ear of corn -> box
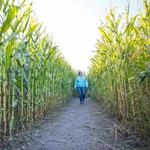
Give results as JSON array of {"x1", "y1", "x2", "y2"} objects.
[
  {"x1": 0, "y1": 0, "x2": 75, "y2": 137},
  {"x1": 88, "y1": 0, "x2": 150, "y2": 137}
]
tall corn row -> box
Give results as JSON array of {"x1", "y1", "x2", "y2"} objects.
[
  {"x1": 88, "y1": 0, "x2": 150, "y2": 137},
  {"x1": 0, "y1": 0, "x2": 75, "y2": 138}
]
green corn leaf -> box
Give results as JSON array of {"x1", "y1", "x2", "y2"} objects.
[
  {"x1": 20, "y1": 5, "x2": 32, "y2": 32},
  {"x1": 3, "y1": 0, "x2": 9, "y2": 12},
  {"x1": 3, "y1": 32, "x2": 17, "y2": 44},
  {"x1": 0, "y1": 0, "x2": 4, "y2": 10},
  {"x1": 99, "y1": 27, "x2": 111, "y2": 42},
  {"x1": 22, "y1": 14, "x2": 30, "y2": 32},
  {"x1": 29, "y1": 20, "x2": 39, "y2": 34},
  {"x1": 1, "y1": 5, "x2": 19, "y2": 34},
  {"x1": 12, "y1": 7, "x2": 31, "y2": 32},
  {"x1": 124, "y1": 16, "x2": 137, "y2": 34},
  {"x1": 5, "y1": 37, "x2": 16, "y2": 70}
]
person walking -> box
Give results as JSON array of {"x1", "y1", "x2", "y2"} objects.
[{"x1": 74, "y1": 71, "x2": 88, "y2": 104}]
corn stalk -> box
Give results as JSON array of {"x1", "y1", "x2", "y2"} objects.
[
  {"x1": 0, "y1": 0, "x2": 75, "y2": 138},
  {"x1": 88, "y1": 0, "x2": 150, "y2": 138}
]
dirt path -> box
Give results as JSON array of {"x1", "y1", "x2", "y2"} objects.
[{"x1": 9, "y1": 98, "x2": 147, "y2": 150}]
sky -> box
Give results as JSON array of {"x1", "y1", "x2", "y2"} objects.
[{"x1": 30, "y1": 0, "x2": 143, "y2": 72}]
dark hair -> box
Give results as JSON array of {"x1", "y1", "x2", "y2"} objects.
[{"x1": 78, "y1": 71, "x2": 83, "y2": 76}]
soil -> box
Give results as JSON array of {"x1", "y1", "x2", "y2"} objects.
[{"x1": 2, "y1": 98, "x2": 149, "y2": 150}]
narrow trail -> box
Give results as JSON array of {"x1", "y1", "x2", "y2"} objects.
[{"x1": 10, "y1": 98, "x2": 146, "y2": 150}]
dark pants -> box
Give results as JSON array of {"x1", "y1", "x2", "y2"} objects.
[{"x1": 77, "y1": 87, "x2": 85, "y2": 103}]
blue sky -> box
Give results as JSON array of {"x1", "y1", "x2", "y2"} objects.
[{"x1": 32, "y1": 0, "x2": 143, "y2": 72}]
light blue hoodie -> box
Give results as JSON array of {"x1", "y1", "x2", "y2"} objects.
[{"x1": 74, "y1": 76, "x2": 88, "y2": 89}]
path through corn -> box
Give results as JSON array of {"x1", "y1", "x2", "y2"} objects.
[{"x1": 10, "y1": 98, "x2": 145, "y2": 150}]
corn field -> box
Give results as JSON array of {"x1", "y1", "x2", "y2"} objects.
[
  {"x1": 88, "y1": 0, "x2": 150, "y2": 137},
  {"x1": 0, "y1": 0, "x2": 75, "y2": 138}
]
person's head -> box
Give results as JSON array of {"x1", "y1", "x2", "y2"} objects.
[{"x1": 78, "y1": 71, "x2": 83, "y2": 76}]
